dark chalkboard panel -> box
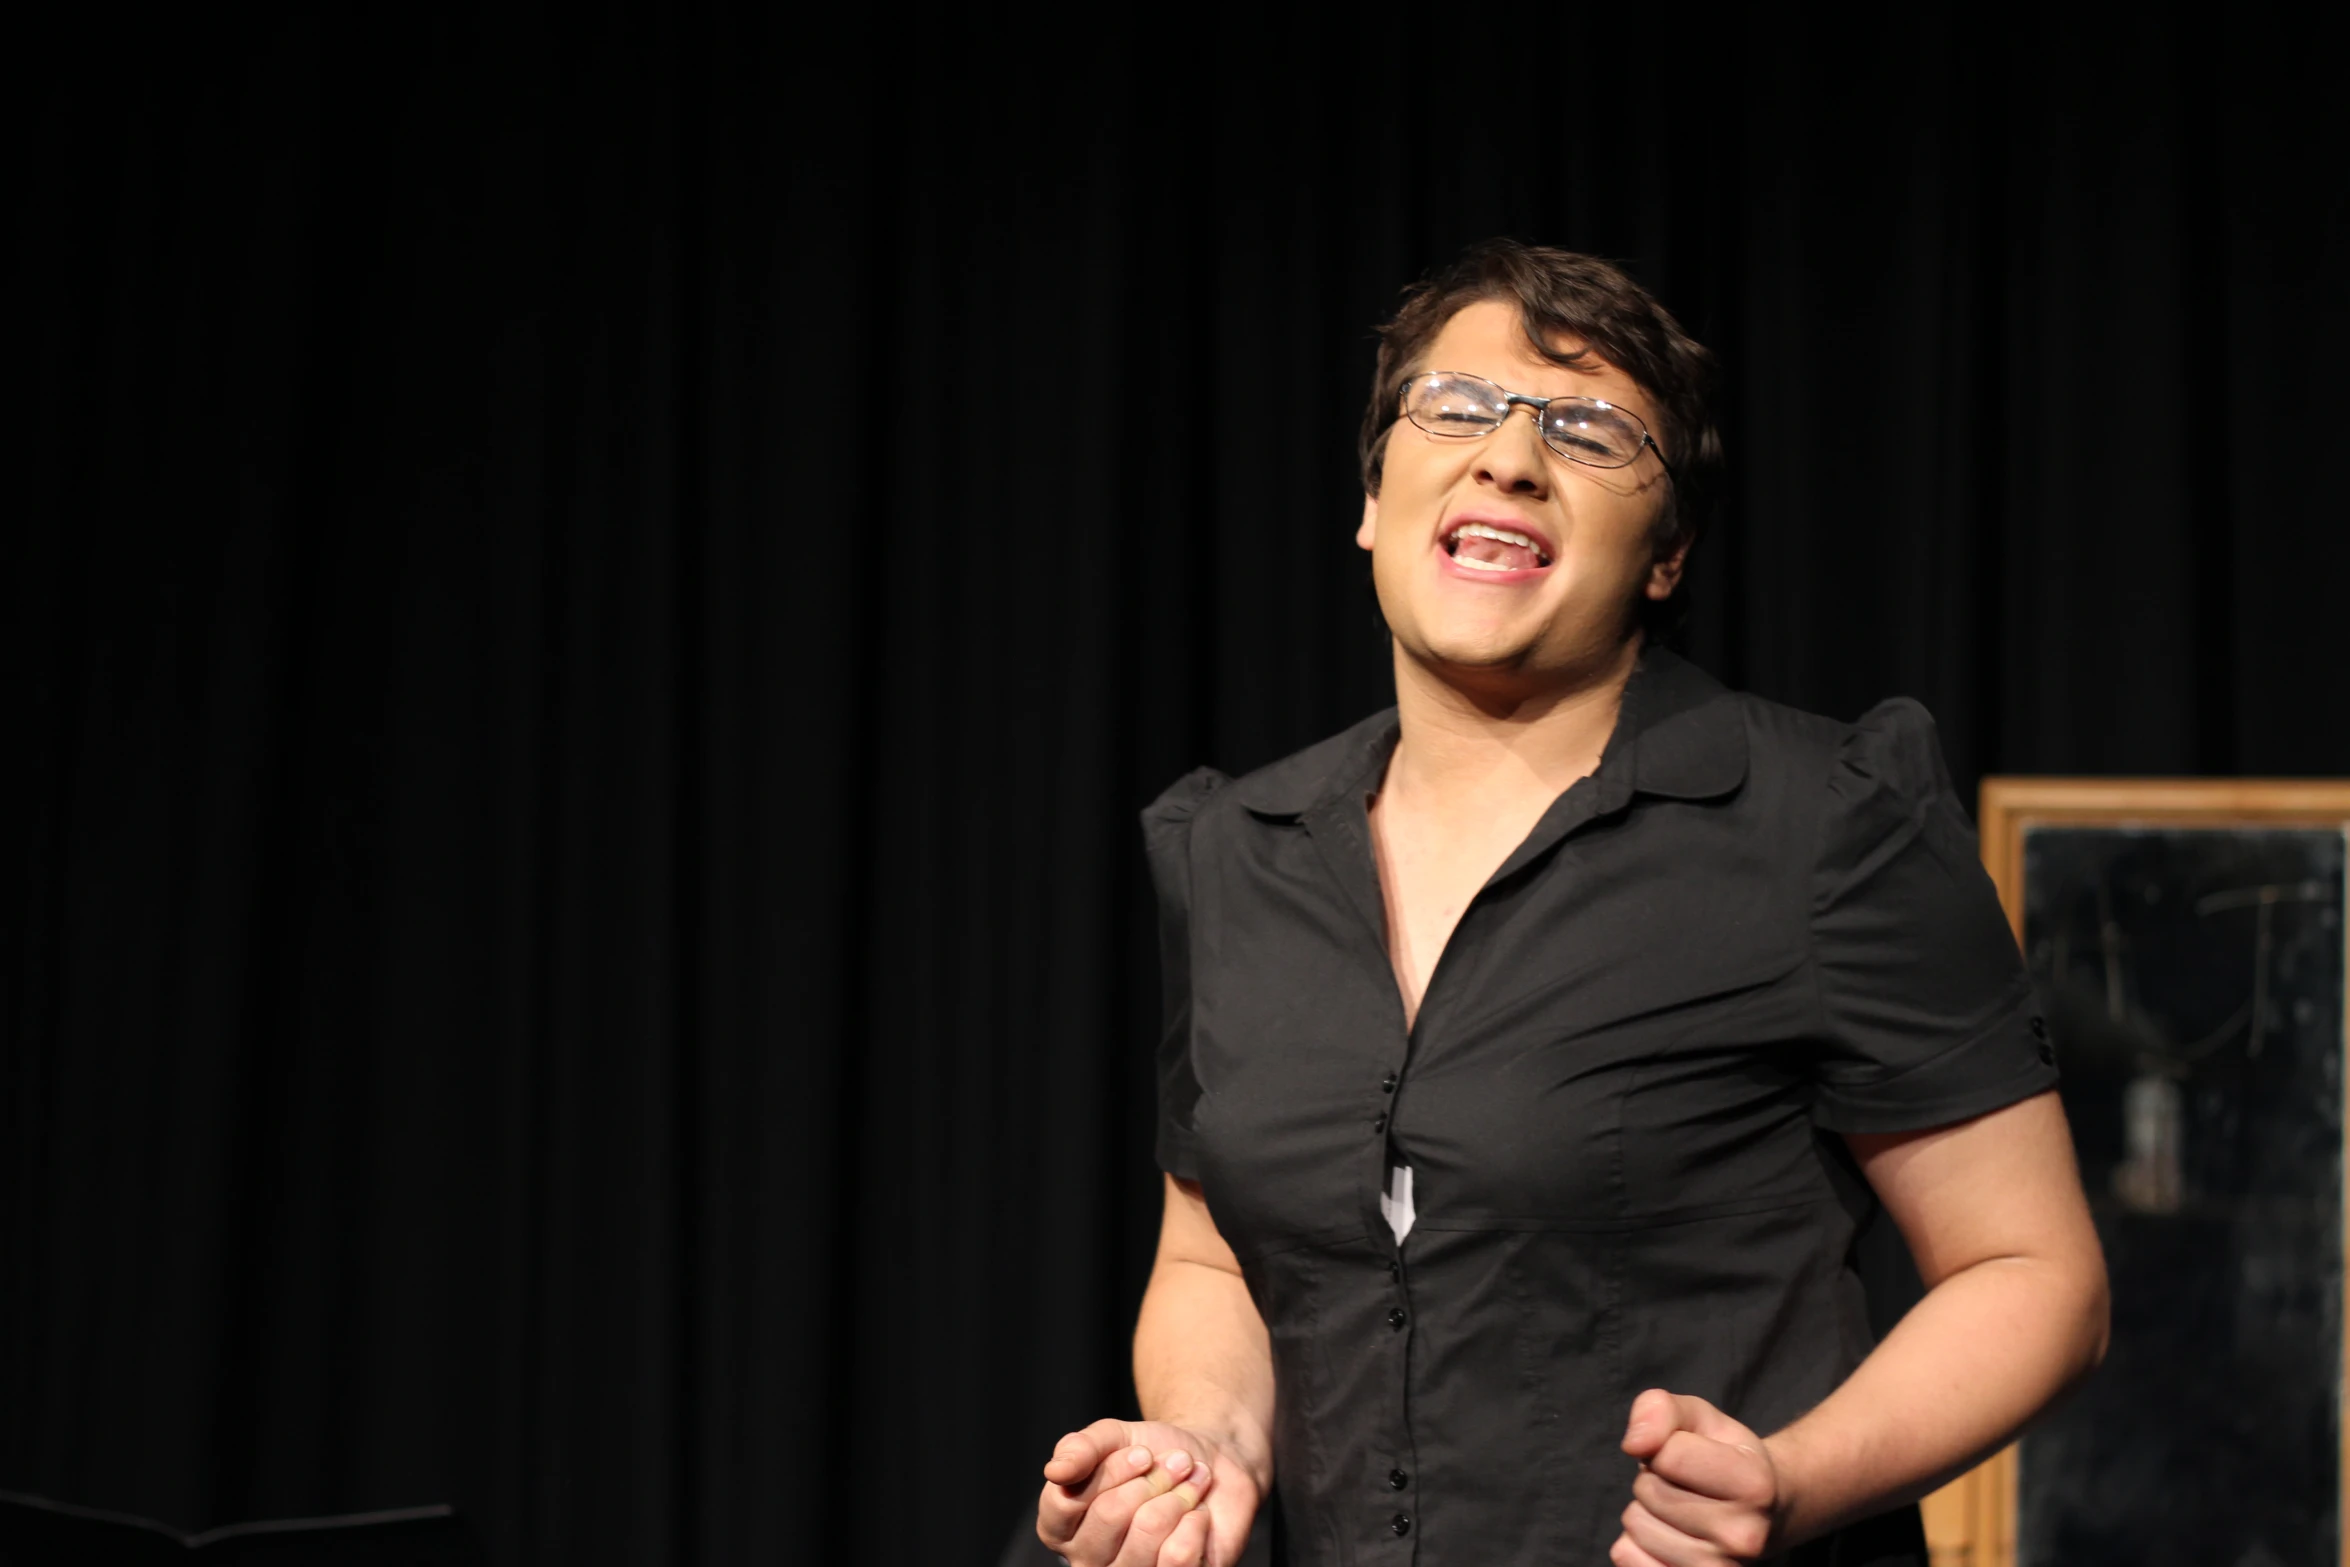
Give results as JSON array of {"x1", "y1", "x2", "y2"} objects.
[{"x1": 2016, "y1": 825, "x2": 2347, "y2": 1567}]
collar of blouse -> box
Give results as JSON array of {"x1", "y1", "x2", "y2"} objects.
[{"x1": 1230, "y1": 645, "x2": 1751, "y2": 829}]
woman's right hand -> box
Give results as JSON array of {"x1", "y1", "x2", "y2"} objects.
[{"x1": 1036, "y1": 1417, "x2": 1262, "y2": 1567}]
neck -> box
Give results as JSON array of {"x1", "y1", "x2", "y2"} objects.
[{"x1": 1383, "y1": 636, "x2": 1644, "y2": 809}]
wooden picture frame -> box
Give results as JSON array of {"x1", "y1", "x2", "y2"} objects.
[{"x1": 1919, "y1": 777, "x2": 2350, "y2": 1567}]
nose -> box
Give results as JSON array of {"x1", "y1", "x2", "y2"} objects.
[{"x1": 1473, "y1": 403, "x2": 1551, "y2": 497}]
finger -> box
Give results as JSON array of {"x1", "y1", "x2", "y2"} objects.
[
  {"x1": 1040, "y1": 1472, "x2": 1108, "y2": 1549},
  {"x1": 1632, "y1": 1469, "x2": 1771, "y2": 1558},
  {"x1": 1068, "y1": 1469, "x2": 1185, "y2": 1566},
  {"x1": 1609, "y1": 1528, "x2": 1676, "y2": 1567},
  {"x1": 1169, "y1": 1461, "x2": 1215, "y2": 1511},
  {"x1": 1136, "y1": 1448, "x2": 1200, "y2": 1500},
  {"x1": 1112, "y1": 1486, "x2": 1202, "y2": 1567},
  {"x1": 1647, "y1": 1429, "x2": 1772, "y2": 1507},
  {"x1": 1619, "y1": 1498, "x2": 1723, "y2": 1567},
  {"x1": 1046, "y1": 1420, "x2": 1142, "y2": 1484},
  {"x1": 1202, "y1": 1489, "x2": 1260, "y2": 1567},
  {"x1": 1646, "y1": 1390, "x2": 1755, "y2": 1447},
  {"x1": 1622, "y1": 1388, "x2": 1680, "y2": 1454},
  {"x1": 1623, "y1": 1388, "x2": 1761, "y2": 1462},
  {"x1": 1039, "y1": 1480, "x2": 1086, "y2": 1550},
  {"x1": 1156, "y1": 1505, "x2": 1211, "y2": 1567},
  {"x1": 1041, "y1": 1446, "x2": 1158, "y2": 1542}
]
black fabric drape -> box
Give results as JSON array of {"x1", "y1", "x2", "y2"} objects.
[{"x1": 12, "y1": 9, "x2": 2347, "y2": 1565}]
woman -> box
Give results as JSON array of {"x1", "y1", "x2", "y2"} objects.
[{"x1": 1037, "y1": 241, "x2": 2108, "y2": 1567}]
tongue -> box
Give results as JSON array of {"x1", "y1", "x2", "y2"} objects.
[{"x1": 1456, "y1": 535, "x2": 1541, "y2": 571}]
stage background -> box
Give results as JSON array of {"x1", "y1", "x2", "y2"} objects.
[{"x1": 12, "y1": 8, "x2": 2348, "y2": 1563}]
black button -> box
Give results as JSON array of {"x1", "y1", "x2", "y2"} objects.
[
  {"x1": 2030, "y1": 1015, "x2": 2048, "y2": 1039},
  {"x1": 1387, "y1": 1308, "x2": 1408, "y2": 1330},
  {"x1": 1371, "y1": 1114, "x2": 1387, "y2": 1134},
  {"x1": 1390, "y1": 1513, "x2": 1412, "y2": 1536},
  {"x1": 2037, "y1": 1039, "x2": 2056, "y2": 1065},
  {"x1": 1387, "y1": 1259, "x2": 1400, "y2": 1279},
  {"x1": 1388, "y1": 1468, "x2": 1409, "y2": 1491},
  {"x1": 1381, "y1": 1072, "x2": 1398, "y2": 1093}
]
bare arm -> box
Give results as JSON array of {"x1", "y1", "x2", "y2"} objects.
[
  {"x1": 1615, "y1": 1091, "x2": 2110, "y2": 1565},
  {"x1": 1134, "y1": 1174, "x2": 1278, "y2": 1492},
  {"x1": 1767, "y1": 1090, "x2": 2109, "y2": 1536}
]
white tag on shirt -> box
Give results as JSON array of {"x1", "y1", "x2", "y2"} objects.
[{"x1": 1379, "y1": 1163, "x2": 1416, "y2": 1246}]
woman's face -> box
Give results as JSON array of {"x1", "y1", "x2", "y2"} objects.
[{"x1": 1357, "y1": 298, "x2": 1683, "y2": 692}]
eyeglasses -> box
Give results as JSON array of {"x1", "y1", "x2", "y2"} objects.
[{"x1": 1397, "y1": 370, "x2": 1676, "y2": 484}]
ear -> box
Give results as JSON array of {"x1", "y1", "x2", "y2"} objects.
[
  {"x1": 1356, "y1": 493, "x2": 1379, "y2": 552},
  {"x1": 1645, "y1": 536, "x2": 1690, "y2": 600}
]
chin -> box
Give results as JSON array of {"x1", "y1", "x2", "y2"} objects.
[
  {"x1": 1411, "y1": 628, "x2": 1551, "y2": 676},
  {"x1": 1406, "y1": 615, "x2": 1632, "y2": 687}
]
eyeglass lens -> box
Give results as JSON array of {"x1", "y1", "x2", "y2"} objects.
[{"x1": 1403, "y1": 373, "x2": 1649, "y2": 469}]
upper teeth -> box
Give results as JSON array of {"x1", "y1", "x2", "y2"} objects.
[{"x1": 1454, "y1": 523, "x2": 1544, "y2": 555}]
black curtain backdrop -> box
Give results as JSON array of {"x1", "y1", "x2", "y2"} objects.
[{"x1": 13, "y1": 9, "x2": 2349, "y2": 1565}]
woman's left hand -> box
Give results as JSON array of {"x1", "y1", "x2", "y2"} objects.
[{"x1": 1611, "y1": 1388, "x2": 1783, "y2": 1566}]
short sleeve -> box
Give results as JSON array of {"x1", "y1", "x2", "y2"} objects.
[
  {"x1": 1807, "y1": 699, "x2": 2057, "y2": 1133},
  {"x1": 1142, "y1": 767, "x2": 1228, "y2": 1179}
]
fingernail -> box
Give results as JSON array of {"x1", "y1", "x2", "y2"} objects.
[
  {"x1": 1193, "y1": 1463, "x2": 1213, "y2": 1490},
  {"x1": 1163, "y1": 1450, "x2": 1193, "y2": 1477},
  {"x1": 1127, "y1": 1445, "x2": 1153, "y2": 1469}
]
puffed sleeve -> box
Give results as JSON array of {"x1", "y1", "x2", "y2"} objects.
[
  {"x1": 1807, "y1": 699, "x2": 2057, "y2": 1132},
  {"x1": 1142, "y1": 767, "x2": 1228, "y2": 1179}
]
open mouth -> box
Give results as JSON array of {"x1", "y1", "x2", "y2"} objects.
[{"x1": 1443, "y1": 520, "x2": 1553, "y2": 573}]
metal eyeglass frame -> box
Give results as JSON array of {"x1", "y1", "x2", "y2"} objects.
[{"x1": 1398, "y1": 370, "x2": 1679, "y2": 488}]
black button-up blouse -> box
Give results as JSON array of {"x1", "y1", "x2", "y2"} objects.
[{"x1": 1144, "y1": 649, "x2": 2056, "y2": 1567}]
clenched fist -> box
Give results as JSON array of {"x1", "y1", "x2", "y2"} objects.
[{"x1": 1611, "y1": 1389, "x2": 1784, "y2": 1567}]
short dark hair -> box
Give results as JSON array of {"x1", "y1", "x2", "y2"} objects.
[{"x1": 1358, "y1": 240, "x2": 1723, "y2": 637}]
